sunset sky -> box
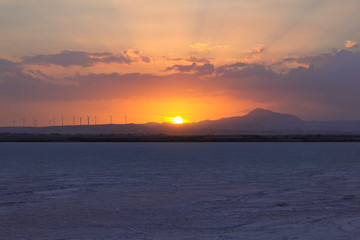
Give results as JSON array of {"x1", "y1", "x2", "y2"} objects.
[{"x1": 1, "y1": 0, "x2": 360, "y2": 126}]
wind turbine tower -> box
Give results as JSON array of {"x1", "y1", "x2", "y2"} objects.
[
  {"x1": 87, "y1": 116, "x2": 90, "y2": 125},
  {"x1": 61, "y1": 116, "x2": 64, "y2": 126},
  {"x1": 80, "y1": 117, "x2": 82, "y2": 126}
]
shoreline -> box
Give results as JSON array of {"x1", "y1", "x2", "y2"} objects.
[{"x1": 1, "y1": 134, "x2": 360, "y2": 142}]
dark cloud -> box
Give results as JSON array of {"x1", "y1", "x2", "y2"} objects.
[
  {"x1": 141, "y1": 56, "x2": 151, "y2": 63},
  {"x1": 216, "y1": 62, "x2": 248, "y2": 75},
  {"x1": 282, "y1": 52, "x2": 335, "y2": 68},
  {"x1": 0, "y1": 58, "x2": 30, "y2": 85},
  {"x1": 0, "y1": 58, "x2": 21, "y2": 76},
  {"x1": 165, "y1": 63, "x2": 214, "y2": 75},
  {"x1": 2, "y1": 49, "x2": 360, "y2": 119},
  {"x1": 285, "y1": 50, "x2": 360, "y2": 106},
  {"x1": 163, "y1": 57, "x2": 183, "y2": 61},
  {"x1": 216, "y1": 50, "x2": 360, "y2": 110},
  {"x1": 0, "y1": 69, "x2": 206, "y2": 102},
  {"x1": 165, "y1": 63, "x2": 196, "y2": 72},
  {"x1": 22, "y1": 50, "x2": 150, "y2": 67},
  {"x1": 163, "y1": 56, "x2": 211, "y2": 63},
  {"x1": 197, "y1": 63, "x2": 215, "y2": 75},
  {"x1": 185, "y1": 56, "x2": 211, "y2": 63}
]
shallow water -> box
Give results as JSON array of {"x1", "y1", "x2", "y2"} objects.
[{"x1": 1, "y1": 142, "x2": 360, "y2": 239}]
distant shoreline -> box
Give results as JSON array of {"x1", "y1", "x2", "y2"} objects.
[{"x1": 1, "y1": 134, "x2": 360, "y2": 142}]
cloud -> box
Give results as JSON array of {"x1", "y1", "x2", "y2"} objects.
[
  {"x1": 163, "y1": 56, "x2": 211, "y2": 64},
  {"x1": 197, "y1": 64, "x2": 215, "y2": 75},
  {"x1": 165, "y1": 63, "x2": 196, "y2": 72},
  {"x1": 165, "y1": 63, "x2": 214, "y2": 75},
  {"x1": 0, "y1": 58, "x2": 21, "y2": 76},
  {"x1": 345, "y1": 40, "x2": 358, "y2": 48},
  {"x1": 189, "y1": 42, "x2": 213, "y2": 52},
  {"x1": 233, "y1": 45, "x2": 266, "y2": 63},
  {"x1": 141, "y1": 56, "x2": 151, "y2": 63},
  {"x1": 216, "y1": 62, "x2": 248, "y2": 75},
  {"x1": 245, "y1": 45, "x2": 265, "y2": 55},
  {"x1": 215, "y1": 50, "x2": 360, "y2": 110},
  {"x1": 185, "y1": 56, "x2": 211, "y2": 63},
  {"x1": 22, "y1": 50, "x2": 151, "y2": 67},
  {"x1": 281, "y1": 52, "x2": 335, "y2": 69},
  {"x1": 2, "y1": 49, "x2": 360, "y2": 119}
]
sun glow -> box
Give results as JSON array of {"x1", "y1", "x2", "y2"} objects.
[{"x1": 173, "y1": 116, "x2": 183, "y2": 124}]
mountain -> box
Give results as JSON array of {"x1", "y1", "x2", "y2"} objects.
[
  {"x1": 198, "y1": 108, "x2": 304, "y2": 133},
  {"x1": 197, "y1": 109, "x2": 360, "y2": 134},
  {"x1": 1, "y1": 109, "x2": 360, "y2": 135}
]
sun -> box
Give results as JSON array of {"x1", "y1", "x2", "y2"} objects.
[{"x1": 173, "y1": 116, "x2": 184, "y2": 124}]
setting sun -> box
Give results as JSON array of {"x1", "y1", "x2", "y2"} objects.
[{"x1": 173, "y1": 116, "x2": 184, "y2": 124}]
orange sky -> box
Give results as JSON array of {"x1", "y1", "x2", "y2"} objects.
[{"x1": 1, "y1": 0, "x2": 360, "y2": 126}]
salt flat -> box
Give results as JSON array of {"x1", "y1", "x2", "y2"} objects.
[{"x1": 1, "y1": 142, "x2": 360, "y2": 239}]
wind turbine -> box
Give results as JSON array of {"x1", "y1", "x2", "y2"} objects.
[
  {"x1": 87, "y1": 116, "x2": 90, "y2": 125},
  {"x1": 94, "y1": 116, "x2": 97, "y2": 125},
  {"x1": 22, "y1": 117, "x2": 26, "y2": 127},
  {"x1": 79, "y1": 117, "x2": 82, "y2": 126},
  {"x1": 33, "y1": 119, "x2": 37, "y2": 127},
  {"x1": 12, "y1": 120, "x2": 16, "y2": 127},
  {"x1": 61, "y1": 116, "x2": 64, "y2": 126}
]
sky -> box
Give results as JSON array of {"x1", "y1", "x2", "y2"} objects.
[{"x1": 1, "y1": 0, "x2": 360, "y2": 126}]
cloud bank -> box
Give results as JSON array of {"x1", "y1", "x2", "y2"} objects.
[
  {"x1": 1, "y1": 49, "x2": 360, "y2": 119},
  {"x1": 165, "y1": 63, "x2": 215, "y2": 75},
  {"x1": 22, "y1": 50, "x2": 150, "y2": 67}
]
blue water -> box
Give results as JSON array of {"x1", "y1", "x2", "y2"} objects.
[{"x1": 1, "y1": 143, "x2": 360, "y2": 239}]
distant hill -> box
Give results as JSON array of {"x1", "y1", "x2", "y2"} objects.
[
  {"x1": 198, "y1": 108, "x2": 304, "y2": 132},
  {"x1": 1, "y1": 109, "x2": 360, "y2": 135}
]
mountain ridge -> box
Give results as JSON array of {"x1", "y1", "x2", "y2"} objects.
[{"x1": 1, "y1": 109, "x2": 360, "y2": 135}]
